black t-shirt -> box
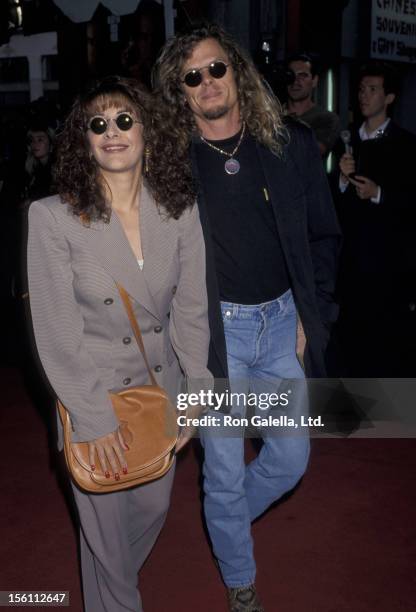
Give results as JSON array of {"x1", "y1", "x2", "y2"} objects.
[{"x1": 194, "y1": 129, "x2": 290, "y2": 304}]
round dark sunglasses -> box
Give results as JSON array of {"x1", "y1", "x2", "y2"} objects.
[
  {"x1": 87, "y1": 112, "x2": 139, "y2": 135},
  {"x1": 182, "y1": 61, "x2": 230, "y2": 88}
]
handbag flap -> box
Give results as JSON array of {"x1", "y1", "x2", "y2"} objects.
[{"x1": 57, "y1": 384, "x2": 178, "y2": 492}]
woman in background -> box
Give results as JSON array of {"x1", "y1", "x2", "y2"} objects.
[{"x1": 24, "y1": 124, "x2": 55, "y2": 202}]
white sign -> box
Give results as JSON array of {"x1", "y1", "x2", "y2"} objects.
[{"x1": 371, "y1": 0, "x2": 416, "y2": 63}]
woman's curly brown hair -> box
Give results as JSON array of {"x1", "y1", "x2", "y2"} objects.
[
  {"x1": 53, "y1": 76, "x2": 195, "y2": 221},
  {"x1": 152, "y1": 23, "x2": 289, "y2": 157}
]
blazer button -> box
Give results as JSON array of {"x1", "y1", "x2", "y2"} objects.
[
  {"x1": 154, "y1": 365, "x2": 162, "y2": 373},
  {"x1": 123, "y1": 377, "x2": 131, "y2": 386},
  {"x1": 123, "y1": 336, "x2": 132, "y2": 344},
  {"x1": 104, "y1": 298, "x2": 113, "y2": 305},
  {"x1": 172, "y1": 286, "x2": 177, "y2": 295},
  {"x1": 154, "y1": 325, "x2": 162, "y2": 333}
]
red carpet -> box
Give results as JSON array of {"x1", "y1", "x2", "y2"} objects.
[{"x1": 1, "y1": 367, "x2": 416, "y2": 612}]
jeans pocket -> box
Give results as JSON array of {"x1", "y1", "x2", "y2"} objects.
[{"x1": 280, "y1": 291, "x2": 297, "y2": 318}]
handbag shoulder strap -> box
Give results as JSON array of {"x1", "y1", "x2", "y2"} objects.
[{"x1": 116, "y1": 283, "x2": 158, "y2": 386}]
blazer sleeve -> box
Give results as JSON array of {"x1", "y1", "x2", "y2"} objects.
[
  {"x1": 168, "y1": 203, "x2": 213, "y2": 394},
  {"x1": 27, "y1": 201, "x2": 119, "y2": 442},
  {"x1": 294, "y1": 127, "x2": 342, "y2": 326}
]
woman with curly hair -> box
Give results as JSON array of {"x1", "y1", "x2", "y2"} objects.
[{"x1": 27, "y1": 76, "x2": 211, "y2": 612}]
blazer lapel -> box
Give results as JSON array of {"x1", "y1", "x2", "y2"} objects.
[
  {"x1": 138, "y1": 183, "x2": 175, "y2": 311},
  {"x1": 83, "y1": 188, "x2": 160, "y2": 318}
]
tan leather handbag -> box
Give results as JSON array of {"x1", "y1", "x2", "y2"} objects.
[{"x1": 57, "y1": 283, "x2": 178, "y2": 493}]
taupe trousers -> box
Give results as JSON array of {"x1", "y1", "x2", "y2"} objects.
[{"x1": 71, "y1": 464, "x2": 175, "y2": 612}]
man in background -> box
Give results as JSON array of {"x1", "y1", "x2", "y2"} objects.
[
  {"x1": 286, "y1": 53, "x2": 340, "y2": 158},
  {"x1": 337, "y1": 61, "x2": 416, "y2": 376}
]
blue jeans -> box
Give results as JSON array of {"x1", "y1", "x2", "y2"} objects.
[{"x1": 200, "y1": 289, "x2": 310, "y2": 587}]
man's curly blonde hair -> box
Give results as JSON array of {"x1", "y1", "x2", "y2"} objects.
[{"x1": 153, "y1": 22, "x2": 288, "y2": 157}]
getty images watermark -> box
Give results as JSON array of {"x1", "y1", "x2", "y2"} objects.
[{"x1": 175, "y1": 389, "x2": 323, "y2": 429}]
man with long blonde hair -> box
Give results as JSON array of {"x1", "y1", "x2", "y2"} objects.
[{"x1": 154, "y1": 23, "x2": 341, "y2": 612}]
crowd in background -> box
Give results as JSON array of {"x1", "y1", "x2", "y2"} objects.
[{"x1": 1, "y1": 39, "x2": 416, "y2": 379}]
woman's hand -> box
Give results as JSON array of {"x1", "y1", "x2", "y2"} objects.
[
  {"x1": 88, "y1": 428, "x2": 129, "y2": 480},
  {"x1": 296, "y1": 317, "x2": 306, "y2": 370},
  {"x1": 175, "y1": 405, "x2": 202, "y2": 453}
]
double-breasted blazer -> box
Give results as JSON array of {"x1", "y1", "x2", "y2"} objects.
[{"x1": 27, "y1": 185, "x2": 212, "y2": 448}]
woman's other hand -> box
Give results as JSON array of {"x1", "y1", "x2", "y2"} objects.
[
  {"x1": 88, "y1": 428, "x2": 129, "y2": 480},
  {"x1": 296, "y1": 317, "x2": 306, "y2": 370},
  {"x1": 175, "y1": 405, "x2": 203, "y2": 453}
]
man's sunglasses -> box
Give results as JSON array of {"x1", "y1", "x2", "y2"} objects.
[
  {"x1": 87, "y1": 112, "x2": 140, "y2": 135},
  {"x1": 181, "y1": 61, "x2": 231, "y2": 88}
]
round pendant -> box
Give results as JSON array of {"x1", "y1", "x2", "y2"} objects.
[{"x1": 224, "y1": 158, "x2": 240, "y2": 175}]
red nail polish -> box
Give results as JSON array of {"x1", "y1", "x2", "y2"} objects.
[
  {"x1": 125, "y1": 444, "x2": 130, "y2": 451},
  {"x1": 115, "y1": 473, "x2": 120, "y2": 481},
  {"x1": 105, "y1": 471, "x2": 110, "y2": 479},
  {"x1": 91, "y1": 465, "x2": 96, "y2": 471},
  {"x1": 122, "y1": 467, "x2": 128, "y2": 475}
]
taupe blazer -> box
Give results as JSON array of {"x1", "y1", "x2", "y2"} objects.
[{"x1": 27, "y1": 186, "x2": 212, "y2": 447}]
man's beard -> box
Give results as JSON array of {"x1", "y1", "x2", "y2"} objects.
[{"x1": 202, "y1": 104, "x2": 229, "y2": 120}]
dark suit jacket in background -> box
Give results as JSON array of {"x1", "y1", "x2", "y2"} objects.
[
  {"x1": 336, "y1": 121, "x2": 416, "y2": 314},
  {"x1": 191, "y1": 121, "x2": 342, "y2": 379},
  {"x1": 335, "y1": 121, "x2": 416, "y2": 376}
]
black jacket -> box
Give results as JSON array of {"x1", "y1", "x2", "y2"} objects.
[
  {"x1": 191, "y1": 121, "x2": 342, "y2": 378},
  {"x1": 336, "y1": 120, "x2": 416, "y2": 314}
]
